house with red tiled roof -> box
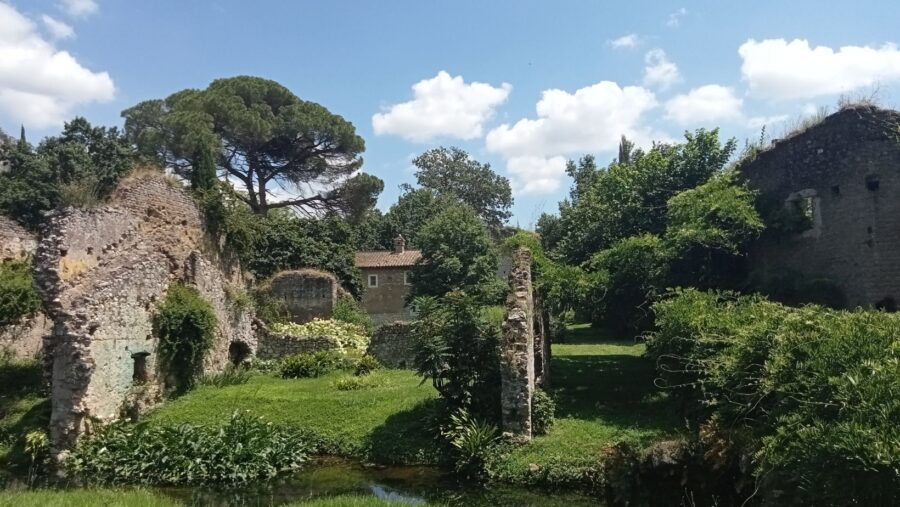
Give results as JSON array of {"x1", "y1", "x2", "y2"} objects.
[{"x1": 355, "y1": 235, "x2": 421, "y2": 324}]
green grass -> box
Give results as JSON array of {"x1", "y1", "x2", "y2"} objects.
[
  {"x1": 491, "y1": 324, "x2": 683, "y2": 486},
  {"x1": 0, "y1": 490, "x2": 430, "y2": 507},
  {"x1": 0, "y1": 359, "x2": 49, "y2": 469},
  {"x1": 147, "y1": 369, "x2": 440, "y2": 463}
]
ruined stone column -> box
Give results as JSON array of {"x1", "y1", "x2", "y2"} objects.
[{"x1": 500, "y1": 247, "x2": 535, "y2": 441}]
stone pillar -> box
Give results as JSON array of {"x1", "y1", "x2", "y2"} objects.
[
  {"x1": 533, "y1": 293, "x2": 551, "y2": 388},
  {"x1": 500, "y1": 247, "x2": 535, "y2": 441}
]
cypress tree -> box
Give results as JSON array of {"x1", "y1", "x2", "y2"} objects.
[{"x1": 191, "y1": 147, "x2": 217, "y2": 191}]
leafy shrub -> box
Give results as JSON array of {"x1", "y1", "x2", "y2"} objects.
[
  {"x1": 0, "y1": 260, "x2": 42, "y2": 327},
  {"x1": 251, "y1": 288, "x2": 289, "y2": 324},
  {"x1": 279, "y1": 350, "x2": 348, "y2": 379},
  {"x1": 154, "y1": 284, "x2": 217, "y2": 394},
  {"x1": 333, "y1": 295, "x2": 373, "y2": 334},
  {"x1": 199, "y1": 365, "x2": 251, "y2": 388},
  {"x1": 271, "y1": 319, "x2": 369, "y2": 351},
  {"x1": 334, "y1": 373, "x2": 385, "y2": 391},
  {"x1": 648, "y1": 289, "x2": 900, "y2": 504},
  {"x1": 412, "y1": 291, "x2": 501, "y2": 417},
  {"x1": 70, "y1": 411, "x2": 308, "y2": 485},
  {"x1": 354, "y1": 355, "x2": 382, "y2": 376},
  {"x1": 531, "y1": 388, "x2": 556, "y2": 436},
  {"x1": 224, "y1": 283, "x2": 253, "y2": 313},
  {"x1": 440, "y1": 407, "x2": 498, "y2": 480}
]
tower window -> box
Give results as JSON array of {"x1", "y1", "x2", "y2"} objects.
[{"x1": 866, "y1": 175, "x2": 880, "y2": 191}]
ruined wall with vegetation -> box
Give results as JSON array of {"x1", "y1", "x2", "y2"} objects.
[
  {"x1": 255, "y1": 323, "x2": 341, "y2": 360},
  {"x1": 0, "y1": 216, "x2": 49, "y2": 359},
  {"x1": 34, "y1": 172, "x2": 255, "y2": 454},
  {"x1": 267, "y1": 269, "x2": 339, "y2": 323},
  {"x1": 741, "y1": 106, "x2": 900, "y2": 307}
]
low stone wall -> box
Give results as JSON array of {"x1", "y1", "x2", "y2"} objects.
[
  {"x1": 367, "y1": 322, "x2": 415, "y2": 368},
  {"x1": 256, "y1": 323, "x2": 341, "y2": 360}
]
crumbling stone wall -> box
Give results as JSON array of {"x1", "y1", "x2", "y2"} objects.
[
  {"x1": 0, "y1": 216, "x2": 50, "y2": 359},
  {"x1": 268, "y1": 269, "x2": 339, "y2": 323},
  {"x1": 366, "y1": 322, "x2": 415, "y2": 368},
  {"x1": 740, "y1": 106, "x2": 900, "y2": 307},
  {"x1": 255, "y1": 322, "x2": 342, "y2": 360},
  {"x1": 34, "y1": 173, "x2": 255, "y2": 454},
  {"x1": 500, "y1": 248, "x2": 536, "y2": 441},
  {"x1": 0, "y1": 216, "x2": 36, "y2": 261}
]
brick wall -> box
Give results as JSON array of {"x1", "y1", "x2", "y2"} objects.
[{"x1": 740, "y1": 106, "x2": 900, "y2": 307}]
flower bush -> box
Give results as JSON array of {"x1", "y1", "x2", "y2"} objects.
[{"x1": 270, "y1": 318, "x2": 369, "y2": 351}]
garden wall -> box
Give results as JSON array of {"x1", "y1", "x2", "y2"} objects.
[
  {"x1": 366, "y1": 322, "x2": 415, "y2": 368},
  {"x1": 255, "y1": 323, "x2": 341, "y2": 360},
  {"x1": 33, "y1": 173, "x2": 256, "y2": 455}
]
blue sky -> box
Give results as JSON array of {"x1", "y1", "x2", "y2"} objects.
[{"x1": 3, "y1": 0, "x2": 900, "y2": 226}]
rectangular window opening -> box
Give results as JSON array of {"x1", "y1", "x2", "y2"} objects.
[
  {"x1": 404, "y1": 271, "x2": 412, "y2": 286},
  {"x1": 831, "y1": 185, "x2": 840, "y2": 196},
  {"x1": 368, "y1": 274, "x2": 378, "y2": 288},
  {"x1": 866, "y1": 175, "x2": 880, "y2": 191}
]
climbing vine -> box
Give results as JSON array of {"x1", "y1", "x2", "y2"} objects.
[{"x1": 154, "y1": 284, "x2": 217, "y2": 394}]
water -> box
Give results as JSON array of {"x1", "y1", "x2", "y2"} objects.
[{"x1": 156, "y1": 457, "x2": 602, "y2": 506}]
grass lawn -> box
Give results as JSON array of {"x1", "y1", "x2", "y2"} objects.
[
  {"x1": 0, "y1": 490, "x2": 430, "y2": 507},
  {"x1": 491, "y1": 324, "x2": 683, "y2": 486},
  {"x1": 147, "y1": 370, "x2": 440, "y2": 463},
  {"x1": 0, "y1": 359, "x2": 50, "y2": 470}
]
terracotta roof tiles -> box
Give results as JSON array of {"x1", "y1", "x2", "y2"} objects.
[{"x1": 355, "y1": 250, "x2": 422, "y2": 268}]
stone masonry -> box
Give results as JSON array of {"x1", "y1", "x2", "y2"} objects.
[
  {"x1": 33, "y1": 173, "x2": 255, "y2": 455},
  {"x1": 740, "y1": 106, "x2": 900, "y2": 307},
  {"x1": 268, "y1": 269, "x2": 340, "y2": 323},
  {"x1": 255, "y1": 321, "x2": 342, "y2": 360},
  {"x1": 500, "y1": 247, "x2": 536, "y2": 441},
  {"x1": 0, "y1": 216, "x2": 50, "y2": 359},
  {"x1": 366, "y1": 321, "x2": 415, "y2": 368}
]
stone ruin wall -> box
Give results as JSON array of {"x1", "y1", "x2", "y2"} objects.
[
  {"x1": 255, "y1": 323, "x2": 342, "y2": 360},
  {"x1": 33, "y1": 174, "x2": 255, "y2": 454},
  {"x1": 268, "y1": 269, "x2": 339, "y2": 323},
  {"x1": 0, "y1": 216, "x2": 50, "y2": 359},
  {"x1": 366, "y1": 321, "x2": 415, "y2": 368}
]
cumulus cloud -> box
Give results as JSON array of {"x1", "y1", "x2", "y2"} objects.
[
  {"x1": 665, "y1": 85, "x2": 743, "y2": 125},
  {"x1": 739, "y1": 38, "x2": 900, "y2": 100},
  {"x1": 666, "y1": 7, "x2": 687, "y2": 27},
  {"x1": 41, "y1": 15, "x2": 74, "y2": 39},
  {"x1": 610, "y1": 33, "x2": 639, "y2": 49},
  {"x1": 486, "y1": 81, "x2": 660, "y2": 195},
  {"x1": 372, "y1": 71, "x2": 511, "y2": 142},
  {"x1": 643, "y1": 49, "x2": 680, "y2": 90},
  {"x1": 0, "y1": 3, "x2": 114, "y2": 128},
  {"x1": 58, "y1": 0, "x2": 98, "y2": 18}
]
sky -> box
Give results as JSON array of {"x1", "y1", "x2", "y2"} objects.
[{"x1": 2, "y1": 0, "x2": 900, "y2": 227}]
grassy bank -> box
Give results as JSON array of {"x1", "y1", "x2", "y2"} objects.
[
  {"x1": 0, "y1": 490, "x2": 430, "y2": 507},
  {"x1": 147, "y1": 369, "x2": 440, "y2": 464},
  {"x1": 491, "y1": 324, "x2": 683, "y2": 487},
  {"x1": 0, "y1": 359, "x2": 49, "y2": 471}
]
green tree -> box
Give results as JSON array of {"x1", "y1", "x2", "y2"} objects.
[
  {"x1": 413, "y1": 147, "x2": 513, "y2": 230},
  {"x1": 190, "y1": 147, "x2": 217, "y2": 191},
  {"x1": 410, "y1": 204, "x2": 501, "y2": 302},
  {"x1": 381, "y1": 186, "x2": 454, "y2": 248},
  {"x1": 122, "y1": 76, "x2": 378, "y2": 216}
]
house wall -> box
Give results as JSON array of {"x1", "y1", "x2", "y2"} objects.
[
  {"x1": 359, "y1": 267, "x2": 415, "y2": 324},
  {"x1": 741, "y1": 106, "x2": 900, "y2": 307}
]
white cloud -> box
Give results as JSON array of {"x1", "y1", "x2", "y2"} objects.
[
  {"x1": 666, "y1": 8, "x2": 687, "y2": 27},
  {"x1": 643, "y1": 49, "x2": 680, "y2": 89},
  {"x1": 665, "y1": 85, "x2": 743, "y2": 125},
  {"x1": 0, "y1": 3, "x2": 114, "y2": 128},
  {"x1": 739, "y1": 38, "x2": 900, "y2": 100},
  {"x1": 610, "y1": 33, "x2": 639, "y2": 49},
  {"x1": 486, "y1": 81, "x2": 660, "y2": 195},
  {"x1": 41, "y1": 15, "x2": 74, "y2": 39},
  {"x1": 372, "y1": 71, "x2": 511, "y2": 142},
  {"x1": 58, "y1": 0, "x2": 98, "y2": 18},
  {"x1": 746, "y1": 114, "x2": 789, "y2": 129}
]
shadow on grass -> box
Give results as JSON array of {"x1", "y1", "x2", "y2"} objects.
[
  {"x1": 550, "y1": 326, "x2": 682, "y2": 434},
  {"x1": 364, "y1": 398, "x2": 444, "y2": 465}
]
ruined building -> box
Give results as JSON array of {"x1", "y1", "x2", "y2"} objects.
[
  {"x1": 266, "y1": 269, "x2": 341, "y2": 323},
  {"x1": 0, "y1": 216, "x2": 50, "y2": 359},
  {"x1": 355, "y1": 235, "x2": 420, "y2": 325},
  {"x1": 33, "y1": 172, "x2": 255, "y2": 454},
  {"x1": 741, "y1": 105, "x2": 900, "y2": 308}
]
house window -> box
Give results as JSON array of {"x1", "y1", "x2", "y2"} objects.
[
  {"x1": 404, "y1": 271, "x2": 412, "y2": 286},
  {"x1": 368, "y1": 274, "x2": 378, "y2": 288}
]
